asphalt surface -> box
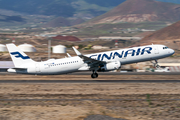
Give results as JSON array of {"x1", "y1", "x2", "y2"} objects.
[
  {"x1": 0, "y1": 72, "x2": 179, "y2": 83},
  {"x1": 0, "y1": 72, "x2": 180, "y2": 75},
  {"x1": 84, "y1": 115, "x2": 127, "y2": 120},
  {"x1": 0, "y1": 80, "x2": 180, "y2": 83},
  {"x1": 71, "y1": 72, "x2": 180, "y2": 75}
]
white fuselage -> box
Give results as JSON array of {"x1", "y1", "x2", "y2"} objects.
[{"x1": 8, "y1": 44, "x2": 174, "y2": 74}]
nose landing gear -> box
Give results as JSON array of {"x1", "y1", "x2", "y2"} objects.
[{"x1": 151, "y1": 59, "x2": 161, "y2": 68}]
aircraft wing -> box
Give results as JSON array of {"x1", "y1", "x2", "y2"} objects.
[
  {"x1": 78, "y1": 54, "x2": 105, "y2": 65},
  {"x1": 72, "y1": 47, "x2": 105, "y2": 69}
]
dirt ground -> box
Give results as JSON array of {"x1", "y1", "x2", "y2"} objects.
[{"x1": 0, "y1": 74, "x2": 180, "y2": 120}]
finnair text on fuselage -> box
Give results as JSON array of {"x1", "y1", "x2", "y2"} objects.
[{"x1": 89, "y1": 47, "x2": 152, "y2": 61}]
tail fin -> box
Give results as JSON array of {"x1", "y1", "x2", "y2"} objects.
[{"x1": 6, "y1": 43, "x2": 35, "y2": 68}]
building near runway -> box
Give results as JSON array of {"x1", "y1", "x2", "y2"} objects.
[
  {"x1": 0, "y1": 44, "x2": 7, "y2": 52},
  {"x1": 18, "y1": 43, "x2": 36, "y2": 52},
  {"x1": 159, "y1": 63, "x2": 180, "y2": 72},
  {"x1": 52, "y1": 45, "x2": 66, "y2": 53}
]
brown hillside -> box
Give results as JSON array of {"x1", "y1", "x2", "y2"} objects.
[
  {"x1": 70, "y1": 18, "x2": 85, "y2": 26},
  {"x1": 52, "y1": 35, "x2": 81, "y2": 41},
  {"x1": 138, "y1": 21, "x2": 180, "y2": 50},
  {"x1": 142, "y1": 21, "x2": 180, "y2": 41},
  {"x1": 88, "y1": 0, "x2": 180, "y2": 24},
  {"x1": 43, "y1": 17, "x2": 71, "y2": 27}
]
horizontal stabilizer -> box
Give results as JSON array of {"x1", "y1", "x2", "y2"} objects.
[{"x1": 7, "y1": 68, "x2": 27, "y2": 73}]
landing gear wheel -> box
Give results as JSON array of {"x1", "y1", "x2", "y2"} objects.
[
  {"x1": 91, "y1": 73, "x2": 98, "y2": 78},
  {"x1": 151, "y1": 59, "x2": 161, "y2": 69},
  {"x1": 156, "y1": 65, "x2": 160, "y2": 68}
]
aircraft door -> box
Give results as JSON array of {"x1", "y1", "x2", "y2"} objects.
[
  {"x1": 154, "y1": 46, "x2": 159, "y2": 54},
  {"x1": 35, "y1": 63, "x2": 41, "y2": 73}
]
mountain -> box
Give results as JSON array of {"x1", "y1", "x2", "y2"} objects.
[
  {"x1": 0, "y1": 0, "x2": 126, "y2": 18},
  {"x1": 0, "y1": 0, "x2": 127, "y2": 28},
  {"x1": 0, "y1": 0, "x2": 180, "y2": 18},
  {"x1": 42, "y1": 17, "x2": 71, "y2": 27},
  {"x1": 139, "y1": 21, "x2": 180, "y2": 50},
  {"x1": 42, "y1": 17, "x2": 85, "y2": 27},
  {"x1": 141, "y1": 21, "x2": 180, "y2": 41},
  {"x1": 1, "y1": 0, "x2": 180, "y2": 28},
  {"x1": 87, "y1": 0, "x2": 180, "y2": 24},
  {"x1": 156, "y1": 0, "x2": 180, "y2": 4},
  {"x1": 0, "y1": 0, "x2": 180, "y2": 22}
]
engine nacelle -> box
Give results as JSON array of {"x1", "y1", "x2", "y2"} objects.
[{"x1": 98, "y1": 61, "x2": 121, "y2": 71}]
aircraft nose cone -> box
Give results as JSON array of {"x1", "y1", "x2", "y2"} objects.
[{"x1": 170, "y1": 49, "x2": 175, "y2": 55}]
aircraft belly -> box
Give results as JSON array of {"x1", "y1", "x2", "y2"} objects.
[{"x1": 40, "y1": 65, "x2": 80, "y2": 75}]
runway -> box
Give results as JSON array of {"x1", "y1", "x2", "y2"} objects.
[
  {"x1": 1, "y1": 80, "x2": 180, "y2": 83},
  {"x1": 71, "y1": 72, "x2": 180, "y2": 75},
  {"x1": 0, "y1": 72, "x2": 180, "y2": 81},
  {"x1": 0, "y1": 71, "x2": 180, "y2": 75}
]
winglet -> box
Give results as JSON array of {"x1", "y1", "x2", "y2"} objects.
[
  {"x1": 67, "y1": 53, "x2": 72, "y2": 58},
  {"x1": 72, "y1": 47, "x2": 82, "y2": 56}
]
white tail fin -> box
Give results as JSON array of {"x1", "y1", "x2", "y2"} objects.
[{"x1": 6, "y1": 43, "x2": 35, "y2": 68}]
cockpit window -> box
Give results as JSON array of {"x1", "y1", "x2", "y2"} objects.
[{"x1": 163, "y1": 47, "x2": 169, "y2": 49}]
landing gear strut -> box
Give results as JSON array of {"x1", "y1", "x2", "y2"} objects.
[
  {"x1": 91, "y1": 70, "x2": 98, "y2": 78},
  {"x1": 151, "y1": 59, "x2": 161, "y2": 68}
]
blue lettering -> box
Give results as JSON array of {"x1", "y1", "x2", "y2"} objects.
[
  {"x1": 141, "y1": 47, "x2": 152, "y2": 55},
  {"x1": 124, "y1": 49, "x2": 135, "y2": 57},
  {"x1": 97, "y1": 54, "x2": 102, "y2": 61},
  {"x1": 136, "y1": 48, "x2": 141, "y2": 56},
  {"x1": 101, "y1": 52, "x2": 113, "y2": 61},
  {"x1": 90, "y1": 55, "x2": 97, "y2": 59},
  {"x1": 113, "y1": 51, "x2": 124, "y2": 59},
  {"x1": 89, "y1": 47, "x2": 152, "y2": 61}
]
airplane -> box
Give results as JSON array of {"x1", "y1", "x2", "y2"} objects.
[{"x1": 6, "y1": 43, "x2": 174, "y2": 78}]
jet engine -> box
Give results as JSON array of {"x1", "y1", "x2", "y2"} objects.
[{"x1": 98, "y1": 61, "x2": 121, "y2": 71}]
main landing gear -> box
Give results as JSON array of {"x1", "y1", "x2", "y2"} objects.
[
  {"x1": 151, "y1": 59, "x2": 161, "y2": 68},
  {"x1": 91, "y1": 70, "x2": 98, "y2": 78}
]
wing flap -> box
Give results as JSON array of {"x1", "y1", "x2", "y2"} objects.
[{"x1": 72, "y1": 47, "x2": 106, "y2": 70}]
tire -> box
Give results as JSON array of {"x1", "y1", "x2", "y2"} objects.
[{"x1": 91, "y1": 73, "x2": 98, "y2": 78}]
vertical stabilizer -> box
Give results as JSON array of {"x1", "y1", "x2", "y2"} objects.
[{"x1": 6, "y1": 43, "x2": 35, "y2": 68}]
